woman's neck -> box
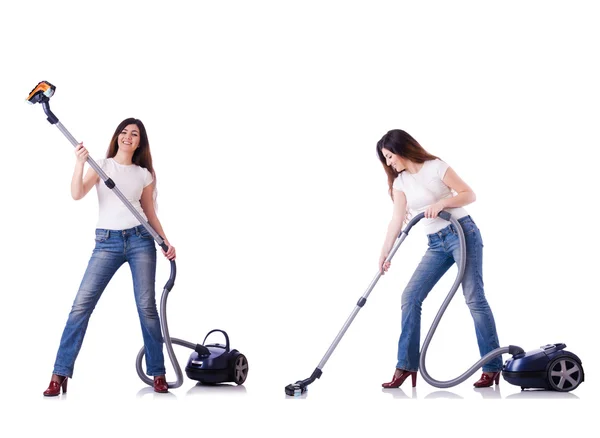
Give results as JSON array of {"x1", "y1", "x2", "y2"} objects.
[
  {"x1": 113, "y1": 151, "x2": 134, "y2": 165},
  {"x1": 403, "y1": 161, "x2": 423, "y2": 174}
]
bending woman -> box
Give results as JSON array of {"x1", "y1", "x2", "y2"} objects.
[{"x1": 376, "y1": 129, "x2": 502, "y2": 389}]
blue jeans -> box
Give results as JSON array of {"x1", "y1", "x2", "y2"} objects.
[
  {"x1": 396, "y1": 216, "x2": 502, "y2": 372},
  {"x1": 53, "y1": 226, "x2": 166, "y2": 377}
]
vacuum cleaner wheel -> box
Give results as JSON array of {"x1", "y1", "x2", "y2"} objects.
[
  {"x1": 232, "y1": 354, "x2": 249, "y2": 385},
  {"x1": 547, "y1": 356, "x2": 583, "y2": 392}
]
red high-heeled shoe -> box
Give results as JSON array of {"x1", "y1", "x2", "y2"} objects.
[
  {"x1": 473, "y1": 372, "x2": 500, "y2": 388},
  {"x1": 382, "y1": 369, "x2": 417, "y2": 388},
  {"x1": 43, "y1": 375, "x2": 68, "y2": 397},
  {"x1": 153, "y1": 376, "x2": 168, "y2": 393}
]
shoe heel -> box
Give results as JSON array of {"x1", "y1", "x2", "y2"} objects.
[
  {"x1": 411, "y1": 372, "x2": 417, "y2": 387},
  {"x1": 43, "y1": 375, "x2": 68, "y2": 397},
  {"x1": 494, "y1": 372, "x2": 500, "y2": 385}
]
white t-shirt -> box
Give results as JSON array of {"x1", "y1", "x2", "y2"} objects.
[
  {"x1": 392, "y1": 158, "x2": 468, "y2": 235},
  {"x1": 95, "y1": 158, "x2": 154, "y2": 230}
]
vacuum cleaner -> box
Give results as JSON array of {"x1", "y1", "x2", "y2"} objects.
[
  {"x1": 185, "y1": 329, "x2": 249, "y2": 384},
  {"x1": 285, "y1": 211, "x2": 584, "y2": 396},
  {"x1": 27, "y1": 81, "x2": 249, "y2": 389}
]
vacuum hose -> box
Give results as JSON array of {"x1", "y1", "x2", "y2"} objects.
[
  {"x1": 418, "y1": 214, "x2": 511, "y2": 388},
  {"x1": 135, "y1": 260, "x2": 195, "y2": 389}
]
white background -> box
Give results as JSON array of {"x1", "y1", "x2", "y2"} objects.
[{"x1": 1, "y1": 0, "x2": 598, "y2": 436}]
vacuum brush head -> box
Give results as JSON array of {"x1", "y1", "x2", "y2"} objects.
[{"x1": 26, "y1": 81, "x2": 55, "y2": 104}]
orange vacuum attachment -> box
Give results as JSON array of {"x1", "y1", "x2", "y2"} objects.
[{"x1": 26, "y1": 81, "x2": 56, "y2": 104}]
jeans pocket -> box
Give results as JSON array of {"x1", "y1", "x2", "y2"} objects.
[
  {"x1": 95, "y1": 229, "x2": 109, "y2": 242},
  {"x1": 467, "y1": 225, "x2": 484, "y2": 248},
  {"x1": 461, "y1": 221, "x2": 477, "y2": 234},
  {"x1": 427, "y1": 235, "x2": 443, "y2": 250},
  {"x1": 139, "y1": 228, "x2": 153, "y2": 239}
]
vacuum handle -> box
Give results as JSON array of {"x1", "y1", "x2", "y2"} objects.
[
  {"x1": 438, "y1": 211, "x2": 452, "y2": 221},
  {"x1": 397, "y1": 210, "x2": 452, "y2": 238},
  {"x1": 202, "y1": 329, "x2": 230, "y2": 352}
]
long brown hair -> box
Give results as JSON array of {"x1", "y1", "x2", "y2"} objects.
[
  {"x1": 106, "y1": 118, "x2": 158, "y2": 207},
  {"x1": 376, "y1": 129, "x2": 438, "y2": 200}
]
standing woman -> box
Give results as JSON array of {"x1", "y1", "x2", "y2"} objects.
[
  {"x1": 43, "y1": 118, "x2": 176, "y2": 395},
  {"x1": 376, "y1": 129, "x2": 502, "y2": 389}
]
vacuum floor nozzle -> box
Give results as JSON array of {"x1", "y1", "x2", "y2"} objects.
[
  {"x1": 27, "y1": 81, "x2": 55, "y2": 104},
  {"x1": 285, "y1": 383, "x2": 305, "y2": 397}
]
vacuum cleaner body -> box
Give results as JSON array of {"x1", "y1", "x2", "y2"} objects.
[
  {"x1": 502, "y1": 343, "x2": 584, "y2": 392},
  {"x1": 185, "y1": 330, "x2": 248, "y2": 385}
]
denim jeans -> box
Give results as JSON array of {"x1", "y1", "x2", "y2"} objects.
[
  {"x1": 396, "y1": 216, "x2": 502, "y2": 372},
  {"x1": 53, "y1": 226, "x2": 166, "y2": 378}
]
